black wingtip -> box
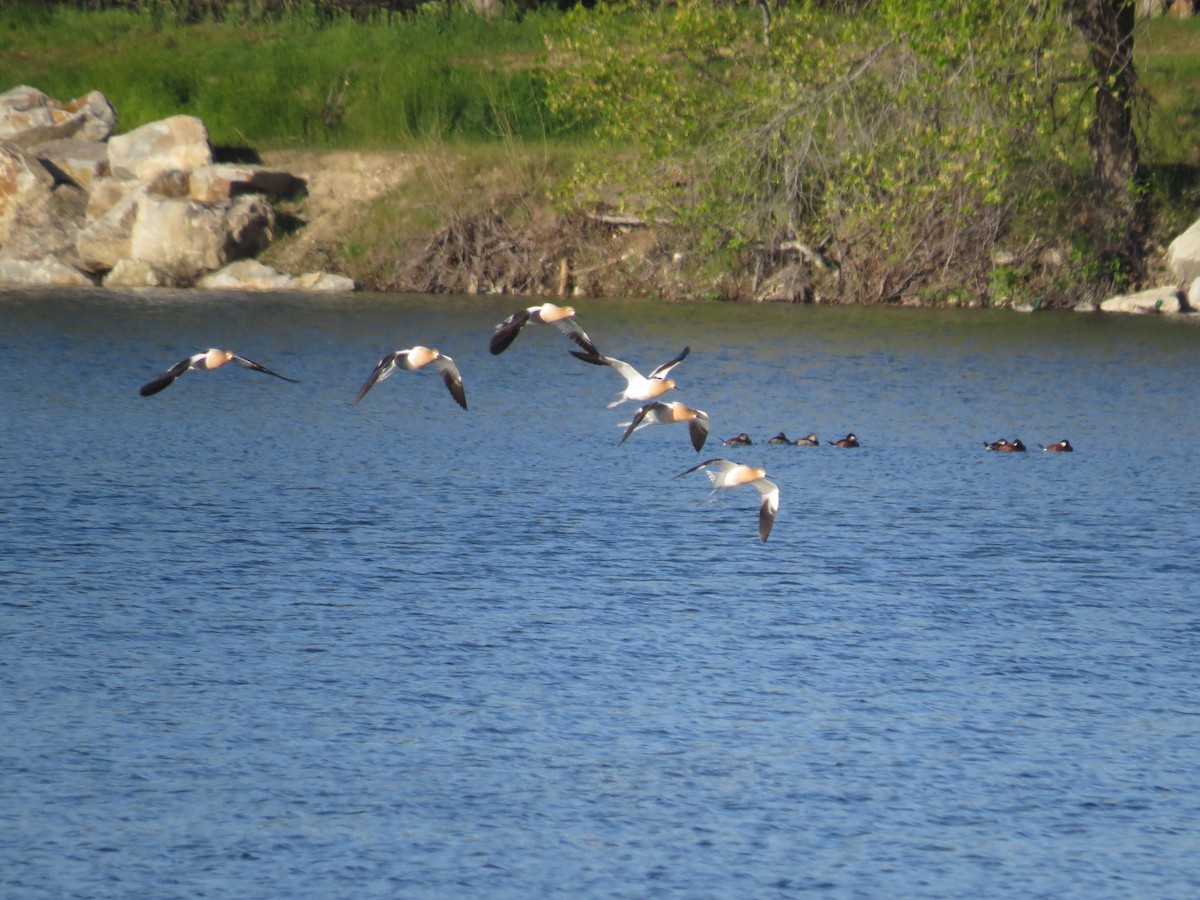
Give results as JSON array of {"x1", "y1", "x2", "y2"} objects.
[{"x1": 138, "y1": 376, "x2": 173, "y2": 397}]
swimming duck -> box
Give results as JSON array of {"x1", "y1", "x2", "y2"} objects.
[
  {"x1": 354, "y1": 345, "x2": 467, "y2": 410},
  {"x1": 675, "y1": 458, "x2": 780, "y2": 542},
  {"x1": 793, "y1": 433, "x2": 820, "y2": 446},
  {"x1": 489, "y1": 302, "x2": 599, "y2": 356},
  {"x1": 619, "y1": 400, "x2": 710, "y2": 452},
  {"x1": 139, "y1": 348, "x2": 298, "y2": 397},
  {"x1": 570, "y1": 346, "x2": 689, "y2": 408},
  {"x1": 722, "y1": 433, "x2": 754, "y2": 446},
  {"x1": 986, "y1": 438, "x2": 1026, "y2": 452},
  {"x1": 1039, "y1": 439, "x2": 1074, "y2": 452},
  {"x1": 832, "y1": 433, "x2": 860, "y2": 448},
  {"x1": 767, "y1": 432, "x2": 791, "y2": 445}
]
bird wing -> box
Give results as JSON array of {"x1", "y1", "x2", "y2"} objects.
[
  {"x1": 232, "y1": 355, "x2": 299, "y2": 383},
  {"x1": 433, "y1": 355, "x2": 468, "y2": 410},
  {"x1": 354, "y1": 351, "x2": 406, "y2": 405},
  {"x1": 489, "y1": 308, "x2": 531, "y2": 355},
  {"x1": 619, "y1": 402, "x2": 662, "y2": 444},
  {"x1": 138, "y1": 356, "x2": 194, "y2": 397},
  {"x1": 550, "y1": 317, "x2": 599, "y2": 355},
  {"x1": 648, "y1": 346, "x2": 689, "y2": 380},
  {"x1": 688, "y1": 411, "x2": 710, "y2": 452},
  {"x1": 751, "y1": 477, "x2": 780, "y2": 542},
  {"x1": 674, "y1": 457, "x2": 732, "y2": 479}
]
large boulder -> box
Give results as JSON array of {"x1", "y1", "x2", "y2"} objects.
[
  {"x1": 129, "y1": 192, "x2": 275, "y2": 283},
  {"x1": 101, "y1": 258, "x2": 178, "y2": 289},
  {"x1": 1098, "y1": 285, "x2": 1189, "y2": 314},
  {"x1": 188, "y1": 164, "x2": 303, "y2": 204},
  {"x1": 107, "y1": 115, "x2": 212, "y2": 181},
  {"x1": 196, "y1": 259, "x2": 355, "y2": 291},
  {"x1": 29, "y1": 137, "x2": 109, "y2": 190},
  {"x1": 0, "y1": 182, "x2": 89, "y2": 268},
  {"x1": 76, "y1": 189, "x2": 141, "y2": 271},
  {"x1": 0, "y1": 255, "x2": 93, "y2": 287},
  {"x1": 0, "y1": 144, "x2": 55, "y2": 244},
  {"x1": 1166, "y1": 217, "x2": 1200, "y2": 282},
  {"x1": 0, "y1": 85, "x2": 116, "y2": 147}
]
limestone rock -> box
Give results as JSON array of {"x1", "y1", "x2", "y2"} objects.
[
  {"x1": 1098, "y1": 285, "x2": 1188, "y2": 314},
  {"x1": 197, "y1": 259, "x2": 356, "y2": 291},
  {"x1": 0, "y1": 85, "x2": 116, "y2": 147},
  {"x1": 102, "y1": 258, "x2": 178, "y2": 289},
  {"x1": 29, "y1": 137, "x2": 110, "y2": 190},
  {"x1": 62, "y1": 90, "x2": 118, "y2": 142},
  {"x1": 129, "y1": 193, "x2": 274, "y2": 283},
  {"x1": 188, "y1": 164, "x2": 303, "y2": 204},
  {"x1": 0, "y1": 182, "x2": 88, "y2": 268},
  {"x1": 77, "y1": 190, "x2": 140, "y2": 272},
  {"x1": 0, "y1": 255, "x2": 94, "y2": 287},
  {"x1": 1166, "y1": 217, "x2": 1200, "y2": 282},
  {"x1": 85, "y1": 175, "x2": 141, "y2": 223},
  {"x1": 289, "y1": 270, "x2": 356, "y2": 291},
  {"x1": 107, "y1": 115, "x2": 212, "y2": 181},
  {"x1": 0, "y1": 144, "x2": 55, "y2": 243},
  {"x1": 197, "y1": 259, "x2": 293, "y2": 290}
]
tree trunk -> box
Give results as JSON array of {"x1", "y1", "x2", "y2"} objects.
[{"x1": 1062, "y1": 0, "x2": 1149, "y2": 280}]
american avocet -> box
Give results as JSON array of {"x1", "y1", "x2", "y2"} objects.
[
  {"x1": 619, "y1": 401, "x2": 710, "y2": 452},
  {"x1": 675, "y1": 458, "x2": 780, "y2": 542},
  {"x1": 768, "y1": 432, "x2": 791, "y2": 445},
  {"x1": 489, "y1": 303, "x2": 599, "y2": 356},
  {"x1": 793, "y1": 433, "x2": 820, "y2": 446},
  {"x1": 832, "y1": 433, "x2": 860, "y2": 448},
  {"x1": 723, "y1": 432, "x2": 753, "y2": 446},
  {"x1": 1039, "y1": 439, "x2": 1073, "y2": 452},
  {"x1": 139, "y1": 348, "x2": 298, "y2": 397},
  {"x1": 571, "y1": 346, "x2": 689, "y2": 408},
  {"x1": 354, "y1": 346, "x2": 467, "y2": 410}
]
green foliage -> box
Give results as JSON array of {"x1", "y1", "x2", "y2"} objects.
[{"x1": 542, "y1": 0, "x2": 1098, "y2": 303}]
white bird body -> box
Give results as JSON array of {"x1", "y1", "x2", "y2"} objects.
[
  {"x1": 139, "y1": 348, "x2": 298, "y2": 396},
  {"x1": 675, "y1": 457, "x2": 780, "y2": 542},
  {"x1": 620, "y1": 400, "x2": 710, "y2": 452},
  {"x1": 355, "y1": 345, "x2": 467, "y2": 410},
  {"x1": 572, "y1": 346, "x2": 689, "y2": 408}
]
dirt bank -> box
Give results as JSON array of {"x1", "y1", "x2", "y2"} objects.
[{"x1": 257, "y1": 148, "x2": 730, "y2": 300}]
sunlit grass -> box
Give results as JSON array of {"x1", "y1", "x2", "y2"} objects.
[{"x1": 0, "y1": 1, "x2": 565, "y2": 147}]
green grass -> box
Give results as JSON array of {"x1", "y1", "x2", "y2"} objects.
[{"x1": 0, "y1": 1, "x2": 568, "y2": 148}]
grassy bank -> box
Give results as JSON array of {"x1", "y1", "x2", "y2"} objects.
[
  {"x1": 4, "y1": 2, "x2": 1200, "y2": 303},
  {"x1": 0, "y1": 1, "x2": 570, "y2": 148}
]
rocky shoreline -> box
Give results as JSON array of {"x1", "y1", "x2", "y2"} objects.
[
  {"x1": 4, "y1": 83, "x2": 1200, "y2": 316},
  {"x1": 0, "y1": 85, "x2": 354, "y2": 292}
]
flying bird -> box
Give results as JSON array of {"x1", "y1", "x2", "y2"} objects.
[
  {"x1": 570, "y1": 346, "x2": 689, "y2": 408},
  {"x1": 619, "y1": 400, "x2": 710, "y2": 452},
  {"x1": 489, "y1": 303, "x2": 599, "y2": 356},
  {"x1": 355, "y1": 345, "x2": 467, "y2": 410},
  {"x1": 675, "y1": 457, "x2": 780, "y2": 542},
  {"x1": 139, "y1": 348, "x2": 298, "y2": 396}
]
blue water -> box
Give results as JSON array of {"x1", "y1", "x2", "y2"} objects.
[{"x1": 2, "y1": 289, "x2": 1199, "y2": 898}]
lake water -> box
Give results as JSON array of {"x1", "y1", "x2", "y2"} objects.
[{"x1": 2, "y1": 289, "x2": 1199, "y2": 898}]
